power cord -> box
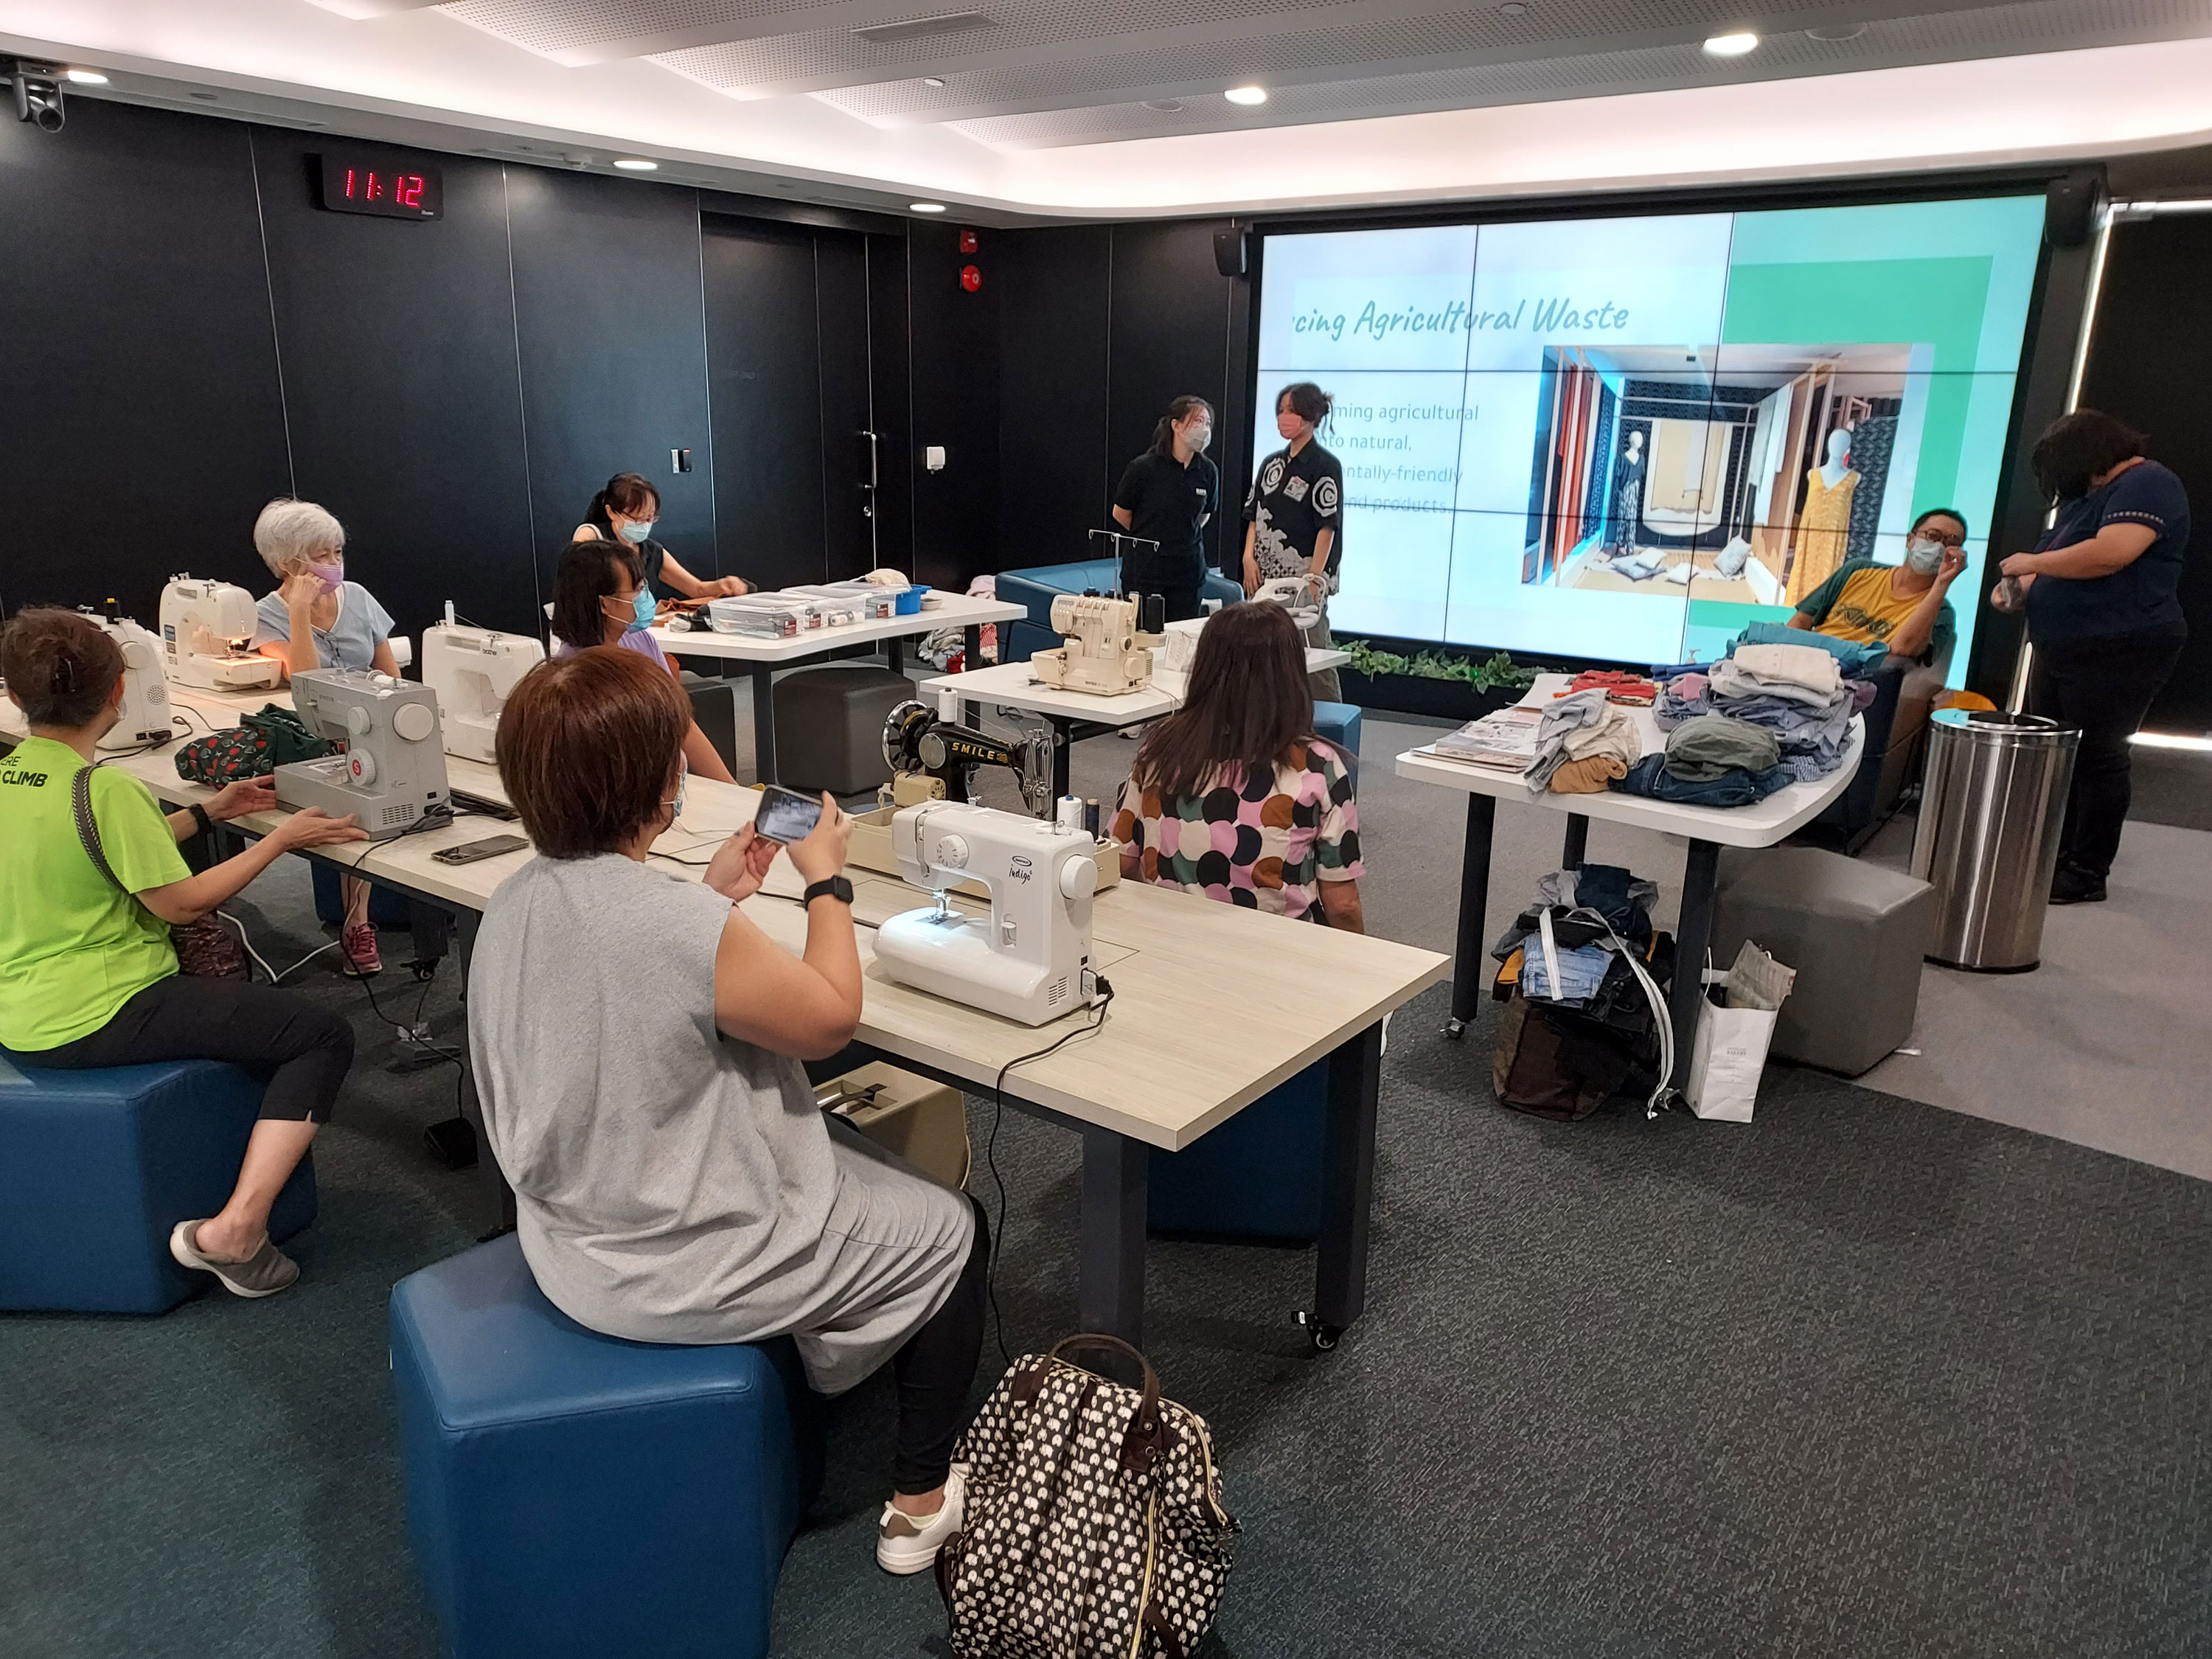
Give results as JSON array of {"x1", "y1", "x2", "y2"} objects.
[{"x1": 981, "y1": 978, "x2": 1114, "y2": 1367}]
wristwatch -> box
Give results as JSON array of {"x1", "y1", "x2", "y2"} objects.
[
  {"x1": 802, "y1": 876, "x2": 855, "y2": 908},
  {"x1": 188, "y1": 803, "x2": 215, "y2": 838}
]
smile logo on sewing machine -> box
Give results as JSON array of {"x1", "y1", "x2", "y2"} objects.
[{"x1": 1007, "y1": 856, "x2": 1033, "y2": 883}]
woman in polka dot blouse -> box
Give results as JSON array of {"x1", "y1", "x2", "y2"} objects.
[{"x1": 1110, "y1": 601, "x2": 1365, "y2": 930}]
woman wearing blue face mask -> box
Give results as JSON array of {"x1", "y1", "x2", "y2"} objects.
[
  {"x1": 249, "y1": 497, "x2": 403, "y2": 975},
  {"x1": 571, "y1": 473, "x2": 748, "y2": 605},
  {"x1": 549, "y1": 540, "x2": 738, "y2": 785}
]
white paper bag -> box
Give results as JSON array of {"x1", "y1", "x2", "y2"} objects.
[{"x1": 1686, "y1": 999, "x2": 1778, "y2": 1121}]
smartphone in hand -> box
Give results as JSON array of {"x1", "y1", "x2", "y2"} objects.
[{"x1": 753, "y1": 784, "x2": 826, "y2": 844}]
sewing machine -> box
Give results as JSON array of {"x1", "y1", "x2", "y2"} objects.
[
  {"x1": 872, "y1": 801, "x2": 1100, "y2": 1026},
  {"x1": 158, "y1": 576, "x2": 283, "y2": 692},
  {"x1": 1030, "y1": 594, "x2": 1152, "y2": 696},
  {"x1": 89, "y1": 613, "x2": 173, "y2": 751},
  {"x1": 420, "y1": 609, "x2": 544, "y2": 764},
  {"x1": 881, "y1": 697, "x2": 1052, "y2": 815},
  {"x1": 274, "y1": 668, "x2": 451, "y2": 839},
  {"x1": 1256, "y1": 575, "x2": 1323, "y2": 630}
]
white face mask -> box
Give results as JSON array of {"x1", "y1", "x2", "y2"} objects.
[
  {"x1": 1905, "y1": 536, "x2": 1946, "y2": 575},
  {"x1": 1185, "y1": 423, "x2": 1212, "y2": 453}
]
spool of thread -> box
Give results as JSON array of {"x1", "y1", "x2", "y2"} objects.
[
  {"x1": 1055, "y1": 796, "x2": 1084, "y2": 833},
  {"x1": 1084, "y1": 798, "x2": 1101, "y2": 837}
]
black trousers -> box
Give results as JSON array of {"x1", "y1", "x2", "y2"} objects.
[
  {"x1": 2028, "y1": 627, "x2": 2185, "y2": 880},
  {"x1": 891, "y1": 1194, "x2": 990, "y2": 1494},
  {"x1": 17, "y1": 974, "x2": 353, "y2": 1123}
]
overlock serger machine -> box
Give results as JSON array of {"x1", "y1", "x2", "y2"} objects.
[
  {"x1": 158, "y1": 575, "x2": 283, "y2": 691},
  {"x1": 274, "y1": 668, "x2": 451, "y2": 839},
  {"x1": 90, "y1": 613, "x2": 173, "y2": 751},
  {"x1": 1030, "y1": 594, "x2": 1152, "y2": 696},
  {"x1": 420, "y1": 606, "x2": 544, "y2": 764},
  {"x1": 872, "y1": 801, "x2": 1100, "y2": 1026}
]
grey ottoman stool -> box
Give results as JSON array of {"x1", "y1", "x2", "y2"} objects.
[
  {"x1": 771, "y1": 666, "x2": 914, "y2": 796},
  {"x1": 1711, "y1": 847, "x2": 1936, "y2": 1077}
]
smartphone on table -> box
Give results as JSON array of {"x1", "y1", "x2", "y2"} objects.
[
  {"x1": 432, "y1": 834, "x2": 530, "y2": 866},
  {"x1": 752, "y1": 785, "x2": 825, "y2": 844}
]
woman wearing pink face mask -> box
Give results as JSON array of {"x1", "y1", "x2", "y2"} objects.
[{"x1": 249, "y1": 497, "x2": 402, "y2": 975}]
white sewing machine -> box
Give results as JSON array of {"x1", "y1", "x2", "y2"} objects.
[
  {"x1": 158, "y1": 575, "x2": 283, "y2": 692},
  {"x1": 91, "y1": 614, "x2": 173, "y2": 751},
  {"x1": 1256, "y1": 575, "x2": 1323, "y2": 630},
  {"x1": 420, "y1": 609, "x2": 544, "y2": 764},
  {"x1": 274, "y1": 668, "x2": 451, "y2": 839},
  {"x1": 872, "y1": 801, "x2": 1100, "y2": 1026},
  {"x1": 1030, "y1": 594, "x2": 1151, "y2": 697}
]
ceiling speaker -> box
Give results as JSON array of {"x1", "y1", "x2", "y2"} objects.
[
  {"x1": 2045, "y1": 170, "x2": 2107, "y2": 248},
  {"x1": 1213, "y1": 221, "x2": 1248, "y2": 279}
]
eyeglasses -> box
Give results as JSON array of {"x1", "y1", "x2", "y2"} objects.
[{"x1": 1913, "y1": 526, "x2": 1966, "y2": 548}]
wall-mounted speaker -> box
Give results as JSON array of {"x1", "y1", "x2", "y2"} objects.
[
  {"x1": 2045, "y1": 170, "x2": 2107, "y2": 248},
  {"x1": 1212, "y1": 221, "x2": 1249, "y2": 279}
]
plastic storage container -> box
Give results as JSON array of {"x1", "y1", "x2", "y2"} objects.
[{"x1": 1909, "y1": 708, "x2": 2079, "y2": 972}]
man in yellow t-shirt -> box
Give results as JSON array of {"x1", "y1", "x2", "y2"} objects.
[{"x1": 1789, "y1": 508, "x2": 1968, "y2": 666}]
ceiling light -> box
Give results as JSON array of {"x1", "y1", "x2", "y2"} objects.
[
  {"x1": 1703, "y1": 31, "x2": 1759, "y2": 55},
  {"x1": 923, "y1": 77, "x2": 947, "y2": 87},
  {"x1": 910, "y1": 201, "x2": 948, "y2": 212},
  {"x1": 1143, "y1": 99, "x2": 1183, "y2": 111},
  {"x1": 1806, "y1": 23, "x2": 1865, "y2": 41},
  {"x1": 66, "y1": 69, "x2": 109, "y2": 84},
  {"x1": 1499, "y1": 2, "x2": 1527, "y2": 13},
  {"x1": 613, "y1": 157, "x2": 658, "y2": 170},
  {"x1": 1225, "y1": 85, "x2": 1267, "y2": 105}
]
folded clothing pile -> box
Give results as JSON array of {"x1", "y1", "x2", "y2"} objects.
[
  {"x1": 1613, "y1": 714, "x2": 1795, "y2": 806},
  {"x1": 1655, "y1": 640, "x2": 1869, "y2": 783},
  {"x1": 1734, "y1": 619, "x2": 1888, "y2": 677},
  {"x1": 1489, "y1": 864, "x2": 1661, "y2": 1017},
  {"x1": 1527, "y1": 686, "x2": 1643, "y2": 793},
  {"x1": 1567, "y1": 668, "x2": 1660, "y2": 706}
]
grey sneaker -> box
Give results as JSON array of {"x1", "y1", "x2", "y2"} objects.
[
  {"x1": 877, "y1": 1467, "x2": 964, "y2": 1576},
  {"x1": 170, "y1": 1220, "x2": 301, "y2": 1298}
]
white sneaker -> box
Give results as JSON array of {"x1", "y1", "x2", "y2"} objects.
[{"x1": 876, "y1": 1467, "x2": 964, "y2": 1576}]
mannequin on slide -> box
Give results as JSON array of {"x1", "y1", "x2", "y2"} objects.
[
  {"x1": 1787, "y1": 426, "x2": 1860, "y2": 605},
  {"x1": 1602, "y1": 429, "x2": 1646, "y2": 554}
]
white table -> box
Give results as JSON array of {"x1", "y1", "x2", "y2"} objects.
[
  {"x1": 4, "y1": 679, "x2": 1447, "y2": 1352},
  {"x1": 649, "y1": 592, "x2": 1026, "y2": 786},
  {"x1": 920, "y1": 647, "x2": 1354, "y2": 804},
  {"x1": 1395, "y1": 672, "x2": 1863, "y2": 1094}
]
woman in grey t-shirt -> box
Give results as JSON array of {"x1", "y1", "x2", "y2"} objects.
[{"x1": 468, "y1": 646, "x2": 986, "y2": 1576}]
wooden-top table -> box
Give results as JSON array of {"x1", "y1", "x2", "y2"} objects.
[
  {"x1": 920, "y1": 647, "x2": 1354, "y2": 803},
  {"x1": 1396, "y1": 672, "x2": 1862, "y2": 1098},
  {"x1": 648, "y1": 591, "x2": 1026, "y2": 785},
  {"x1": 7, "y1": 680, "x2": 1447, "y2": 1350}
]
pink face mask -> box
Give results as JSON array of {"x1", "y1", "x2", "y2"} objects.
[{"x1": 307, "y1": 561, "x2": 344, "y2": 595}]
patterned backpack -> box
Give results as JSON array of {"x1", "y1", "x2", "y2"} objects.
[
  {"x1": 175, "y1": 704, "x2": 336, "y2": 785},
  {"x1": 939, "y1": 1335, "x2": 1237, "y2": 1658}
]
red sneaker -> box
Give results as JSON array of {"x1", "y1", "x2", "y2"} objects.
[{"x1": 342, "y1": 921, "x2": 382, "y2": 976}]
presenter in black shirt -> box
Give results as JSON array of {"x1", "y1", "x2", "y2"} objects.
[
  {"x1": 1111, "y1": 396, "x2": 1219, "y2": 624},
  {"x1": 1244, "y1": 382, "x2": 1346, "y2": 699}
]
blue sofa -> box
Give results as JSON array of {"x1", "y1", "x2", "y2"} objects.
[{"x1": 995, "y1": 560, "x2": 1241, "y2": 664}]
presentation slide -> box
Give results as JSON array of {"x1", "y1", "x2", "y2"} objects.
[{"x1": 1251, "y1": 197, "x2": 2045, "y2": 681}]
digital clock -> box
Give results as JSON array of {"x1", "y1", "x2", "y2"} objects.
[{"x1": 317, "y1": 149, "x2": 442, "y2": 220}]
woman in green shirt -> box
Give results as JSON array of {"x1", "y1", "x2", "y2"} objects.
[{"x1": 1, "y1": 610, "x2": 369, "y2": 1298}]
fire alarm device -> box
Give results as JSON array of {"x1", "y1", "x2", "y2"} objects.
[
  {"x1": 960, "y1": 264, "x2": 982, "y2": 293},
  {"x1": 958, "y1": 228, "x2": 978, "y2": 254}
]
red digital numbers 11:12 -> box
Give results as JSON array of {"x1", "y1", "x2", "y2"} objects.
[{"x1": 343, "y1": 168, "x2": 426, "y2": 208}]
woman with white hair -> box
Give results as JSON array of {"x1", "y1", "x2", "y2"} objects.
[{"x1": 248, "y1": 497, "x2": 400, "y2": 975}]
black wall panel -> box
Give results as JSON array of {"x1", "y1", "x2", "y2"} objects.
[
  {"x1": 2079, "y1": 216, "x2": 2212, "y2": 730},
  {"x1": 906, "y1": 223, "x2": 1000, "y2": 593},
  {"x1": 995, "y1": 227, "x2": 1111, "y2": 574},
  {"x1": 702, "y1": 219, "x2": 826, "y2": 590},
  {"x1": 504, "y1": 170, "x2": 717, "y2": 598},
  {"x1": 1105, "y1": 220, "x2": 1238, "y2": 572},
  {"x1": 815, "y1": 234, "x2": 877, "y2": 582},
  {"x1": 0, "y1": 100, "x2": 291, "y2": 620},
  {"x1": 249, "y1": 130, "x2": 538, "y2": 641},
  {"x1": 866, "y1": 234, "x2": 916, "y2": 581}
]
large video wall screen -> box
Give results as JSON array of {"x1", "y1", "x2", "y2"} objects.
[{"x1": 1253, "y1": 197, "x2": 2045, "y2": 679}]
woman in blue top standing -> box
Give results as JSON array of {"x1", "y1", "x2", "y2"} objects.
[
  {"x1": 1996, "y1": 411, "x2": 2191, "y2": 904},
  {"x1": 248, "y1": 498, "x2": 402, "y2": 974}
]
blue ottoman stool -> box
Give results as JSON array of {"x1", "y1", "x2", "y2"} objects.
[
  {"x1": 1150, "y1": 1061, "x2": 1327, "y2": 1244},
  {"x1": 390, "y1": 1234, "x2": 824, "y2": 1659},
  {"x1": 0, "y1": 1052, "x2": 318, "y2": 1313},
  {"x1": 1312, "y1": 701, "x2": 1361, "y2": 772}
]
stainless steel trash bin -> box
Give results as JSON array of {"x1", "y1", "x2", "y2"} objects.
[{"x1": 1909, "y1": 709, "x2": 2080, "y2": 972}]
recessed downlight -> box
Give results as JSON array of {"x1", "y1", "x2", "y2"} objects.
[
  {"x1": 613, "y1": 157, "x2": 658, "y2": 170},
  {"x1": 909, "y1": 201, "x2": 948, "y2": 213},
  {"x1": 1806, "y1": 23, "x2": 1865, "y2": 40},
  {"x1": 1225, "y1": 84, "x2": 1268, "y2": 105},
  {"x1": 1143, "y1": 99, "x2": 1183, "y2": 111},
  {"x1": 922, "y1": 76, "x2": 947, "y2": 87},
  {"x1": 66, "y1": 69, "x2": 110, "y2": 84},
  {"x1": 1703, "y1": 31, "x2": 1759, "y2": 55}
]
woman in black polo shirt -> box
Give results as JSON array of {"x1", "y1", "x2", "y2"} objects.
[
  {"x1": 1995, "y1": 409, "x2": 2191, "y2": 904},
  {"x1": 1244, "y1": 382, "x2": 1346, "y2": 699},
  {"x1": 1111, "y1": 395, "x2": 1219, "y2": 624},
  {"x1": 571, "y1": 472, "x2": 749, "y2": 604}
]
